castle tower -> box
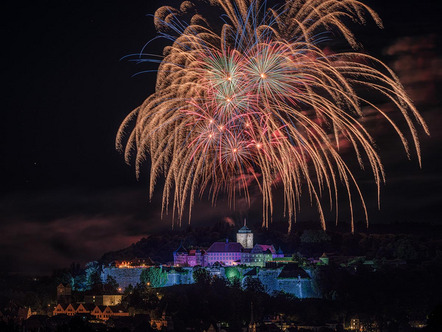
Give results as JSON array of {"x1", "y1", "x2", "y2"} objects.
[
  {"x1": 237, "y1": 219, "x2": 253, "y2": 249},
  {"x1": 173, "y1": 242, "x2": 188, "y2": 266}
]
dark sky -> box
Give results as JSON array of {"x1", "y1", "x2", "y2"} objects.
[{"x1": 1, "y1": 0, "x2": 441, "y2": 275}]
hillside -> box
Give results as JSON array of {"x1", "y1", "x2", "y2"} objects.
[{"x1": 99, "y1": 221, "x2": 442, "y2": 265}]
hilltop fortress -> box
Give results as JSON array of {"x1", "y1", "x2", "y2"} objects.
[
  {"x1": 173, "y1": 221, "x2": 284, "y2": 267},
  {"x1": 101, "y1": 222, "x2": 320, "y2": 298}
]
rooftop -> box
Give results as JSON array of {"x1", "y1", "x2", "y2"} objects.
[
  {"x1": 206, "y1": 241, "x2": 244, "y2": 253},
  {"x1": 174, "y1": 243, "x2": 187, "y2": 254},
  {"x1": 238, "y1": 225, "x2": 251, "y2": 233},
  {"x1": 277, "y1": 265, "x2": 310, "y2": 279},
  {"x1": 238, "y1": 219, "x2": 252, "y2": 233}
]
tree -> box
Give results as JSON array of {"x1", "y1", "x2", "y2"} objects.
[
  {"x1": 300, "y1": 230, "x2": 331, "y2": 243},
  {"x1": 104, "y1": 275, "x2": 119, "y2": 293},
  {"x1": 243, "y1": 277, "x2": 265, "y2": 294},
  {"x1": 230, "y1": 277, "x2": 242, "y2": 289},
  {"x1": 140, "y1": 267, "x2": 168, "y2": 288},
  {"x1": 292, "y1": 252, "x2": 309, "y2": 266},
  {"x1": 427, "y1": 304, "x2": 442, "y2": 332},
  {"x1": 52, "y1": 268, "x2": 73, "y2": 287},
  {"x1": 88, "y1": 271, "x2": 104, "y2": 293},
  {"x1": 73, "y1": 273, "x2": 88, "y2": 292},
  {"x1": 192, "y1": 268, "x2": 212, "y2": 285},
  {"x1": 394, "y1": 238, "x2": 418, "y2": 261},
  {"x1": 224, "y1": 267, "x2": 241, "y2": 284},
  {"x1": 85, "y1": 261, "x2": 102, "y2": 291}
]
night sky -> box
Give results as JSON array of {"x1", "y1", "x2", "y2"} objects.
[{"x1": 1, "y1": 0, "x2": 441, "y2": 275}]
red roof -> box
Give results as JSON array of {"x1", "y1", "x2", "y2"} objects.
[
  {"x1": 77, "y1": 303, "x2": 95, "y2": 311},
  {"x1": 251, "y1": 244, "x2": 276, "y2": 254},
  {"x1": 206, "y1": 242, "x2": 243, "y2": 253},
  {"x1": 258, "y1": 244, "x2": 276, "y2": 254},
  {"x1": 188, "y1": 249, "x2": 204, "y2": 256}
]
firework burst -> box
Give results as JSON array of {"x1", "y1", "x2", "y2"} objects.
[{"x1": 117, "y1": 0, "x2": 429, "y2": 232}]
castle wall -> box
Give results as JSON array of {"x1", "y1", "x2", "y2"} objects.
[
  {"x1": 101, "y1": 267, "x2": 145, "y2": 289},
  {"x1": 277, "y1": 278, "x2": 316, "y2": 298},
  {"x1": 255, "y1": 267, "x2": 320, "y2": 298},
  {"x1": 102, "y1": 265, "x2": 320, "y2": 298},
  {"x1": 257, "y1": 268, "x2": 282, "y2": 293},
  {"x1": 165, "y1": 268, "x2": 194, "y2": 286},
  {"x1": 274, "y1": 268, "x2": 320, "y2": 298}
]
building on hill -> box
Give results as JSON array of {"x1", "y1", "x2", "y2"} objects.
[
  {"x1": 53, "y1": 304, "x2": 67, "y2": 316},
  {"x1": 84, "y1": 294, "x2": 123, "y2": 306},
  {"x1": 173, "y1": 243, "x2": 189, "y2": 266},
  {"x1": 206, "y1": 239, "x2": 243, "y2": 265},
  {"x1": 187, "y1": 249, "x2": 205, "y2": 266},
  {"x1": 99, "y1": 223, "x2": 320, "y2": 298},
  {"x1": 76, "y1": 303, "x2": 96, "y2": 315},
  {"x1": 151, "y1": 309, "x2": 174, "y2": 331},
  {"x1": 56, "y1": 283, "x2": 72, "y2": 303},
  {"x1": 172, "y1": 224, "x2": 284, "y2": 267},
  {"x1": 57, "y1": 283, "x2": 71, "y2": 297},
  {"x1": 242, "y1": 244, "x2": 276, "y2": 267},
  {"x1": 91, "y1": 305, "x2": 111, "y2": 320},
  {"x1": 319, "y1": 253, "x2": 329, "y2": 265},
  {"x1": 52, "y1": 302, "x2": 129, "y2": 320},
  {"x1": 236, "y1": 219, "x2": 253, "y2": 249},
  {"x1": 275, "y1": 247, "x2": 284, "y2": 258},
  {"x1": 64, "y1": 304, "x2": 76, "y2": 316},
  {"x1": 53, "y1": 303, "x2": 88, "y2": 317},
  {"x1": 173, "y1": 243, "x2": 206, "y2": 267},
  {"x1": 115, "y1": 257, "x2": 155, "y2": 268}
]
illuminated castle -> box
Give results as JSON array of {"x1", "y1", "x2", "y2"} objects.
[
  {"x1": 173, "y1": 222, "x2": 283, "y2": 267},
  {"x1": 101, "y1": 222, "x2": 320, "y2": 298}
]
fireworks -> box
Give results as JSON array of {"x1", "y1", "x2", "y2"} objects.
[{"x1": 117, "y1": 0, "x2": 429, "y2": 232}]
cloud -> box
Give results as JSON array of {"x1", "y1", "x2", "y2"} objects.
[
  {"x1": 223, "y1": 217, "x2": 236, "y2": 226},
  {"x1": 0, "y1": 186, "x2": 169, "y2": 275},
  {"x1": 0, "y1": 215, "x2": 142, "y2": 275},
  {"x1": 0, "y1": 185, "x2": 258, "y2": 275},
  {"x1": 385, "y1": 34, "x2": 442, "y2": 106}
]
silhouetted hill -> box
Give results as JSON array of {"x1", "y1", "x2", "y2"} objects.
[
  {"x1": 99, "y1": 221, "x2": 442, "y2": 265},
  {"x1": 99, "y1": 220, "x2": 237, "y2": 264}
]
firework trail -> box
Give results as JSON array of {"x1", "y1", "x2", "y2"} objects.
[{"x1": 117, "y1": 0, "x2": 429, "y2": 232}]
